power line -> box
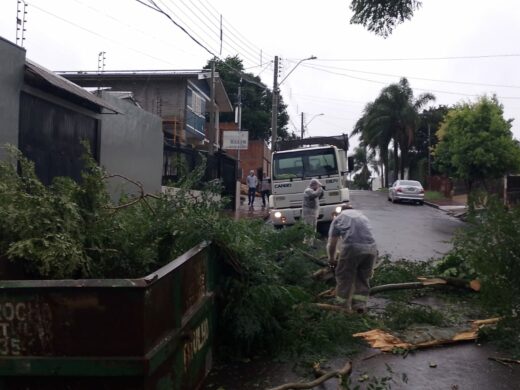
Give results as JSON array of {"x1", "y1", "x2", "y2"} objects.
[
  {"x1": 307, "y1": 63, "x2": 520, "y2": 89},
  {"x1": 136, "y1": 0, "x2": 216, "y2": 57},
  {"x1": 308, "y1": 54, "x2": 520, "y2": 62},
  {"x1": 201, "y1": 0, "x2": 271, "y2": 60},
  {"x1": 134, "y1": 0, "x2": 268, "y2": 88},
  {"x1": 29, "y1": 2, "x2": 180, "y2": 67},
  {"x1": 182, "y1": 0, "x2": 262, "y2": 66},
  {"x1": 303, "y1": 64, "x2": 520, "y2": 100},
  {"x1": 150, "y1": 0, "x2": 219, "y2": 56},
  {"x1": 69, "y1": 0, "x2": 204, "y2": 59}
]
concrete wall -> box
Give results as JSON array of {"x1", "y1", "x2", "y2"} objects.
[
  {"x1": 99, "y1": 92, "x2": 163, "y2": 200},
  {"x1": 0, "y1": 37, "x2": 25, "y2": 161},
  {"x1": 62, "y1": 77, "x2": 188, "y2": 119}
]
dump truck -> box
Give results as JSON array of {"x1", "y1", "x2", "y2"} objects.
[{"x1": 268, "y1": 139, "x2": 352, "y2": 233}]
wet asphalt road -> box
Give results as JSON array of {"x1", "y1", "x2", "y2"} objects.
[
  {"x1": 348, "y1": 190, "x2": 464, "y2": 261},
  {"x1": 203, "y1": 191, "x2": 520, "y2": 390}
]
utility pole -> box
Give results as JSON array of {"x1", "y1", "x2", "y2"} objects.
[
  {"x1": 16, "y1": 0, "x2": 28, "y2": 47},
  {"x1": 236, "y1": 79, "x2": 243, "y2": 178},
  {"x1": 300, "y1": 112, "x2": 305, "y2": 140},
  {"x1": 97, "y1": 51, "x2": 106, "y2": 93},
  {"x1": 208, "y1": 59, "x2": 216, "y2": 155},
  {"x1": 427, "y1": 122, "x2": 431, "y2": 190},
  {"x1": 271, "y1": 56, "x2": 279, "y2": 151}
]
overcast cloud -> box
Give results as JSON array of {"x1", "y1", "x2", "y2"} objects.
[{"x1": 1, "y1": 0, "x2": 520, "y2": 147}]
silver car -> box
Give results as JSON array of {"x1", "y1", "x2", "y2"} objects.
[{"x1": 388, "y1": 180, "x2": 425, "y2": 205}]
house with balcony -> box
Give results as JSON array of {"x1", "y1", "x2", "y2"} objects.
[
  {"x1": 59, "y1": 70, "x2": 239, "y2": 208},
  {"x1": 59, "y1": 70, "x2": 234, "y2": 147}
]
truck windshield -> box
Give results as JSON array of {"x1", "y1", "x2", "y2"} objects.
[{"x1": 273, "y1": 148, "x2": 338, "y2": 180}]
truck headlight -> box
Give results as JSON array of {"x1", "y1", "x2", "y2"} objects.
[
  {"x1": 274, "y1": 211, "x2": 282, "y2": 219},
  {"x1": 335, "y1": 206, "x2": 342, "y2": 214}
]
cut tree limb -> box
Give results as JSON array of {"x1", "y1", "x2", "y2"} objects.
[
  {"x1": 488, "y1": 357, "x2": 520, "y2": 367},
  {"x1": 267, "y1": 361, "x2": 352, "y2": 390},
  {"x1": 370, "y1": 277, "x2": 480, "y2": 295},
  {"x1": 295, "y1": 248, "x2": 329, "y2": 267},
  {"x1": 311, "y1": 303, "x2": 352, "y2": 314}
]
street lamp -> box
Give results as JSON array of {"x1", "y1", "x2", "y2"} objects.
[
  {"x1": 271, "y1": 55, "x2": 317, "y2": 151},
  {"x1": 301, "y1": 112, "x2": 324, "y2": 139}
]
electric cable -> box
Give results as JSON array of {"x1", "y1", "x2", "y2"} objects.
[
  {"x1": 302, "y1": 63, "x2": 520, "y2": 100},
  {"x1": 307, "y1": 54, "x2": 520, "y2": 62},
  {"x1": 306, "y1": 62, "x2": 520, "y2": 90},
  {"x1": 29, "y1": 2, "x2": 180, "y2": 67},
  {"x1": 181, "y1": 0, "x2": 262, "y2": 66},
  {"x1": 200, "y1": 0, "x2": 272, "y2": 59}
]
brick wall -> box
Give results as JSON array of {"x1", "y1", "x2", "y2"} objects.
[{"x1": 220, "y1": 123, "x2": 271, "y2": 182}]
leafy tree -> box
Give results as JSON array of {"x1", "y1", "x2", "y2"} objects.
[
  {"x1": 408, "y1": 105, "x2": 450, "y2": 181},
  {"x1": 450, "y1": 196, "x2": 520, "y2": 355},
  {"x1": 434, "y1": 96, "x2": 520, "y2": 192},
  {"x1": 349, "y1": 0, "x2": 422, "y2": 37},
  {"x1": 204, "y1": 56, "x2": 290, "y2": 141}
]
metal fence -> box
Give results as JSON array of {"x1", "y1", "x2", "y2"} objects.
[{"x1": 163, "y1": 143, "x2": 237, "y2": 210}]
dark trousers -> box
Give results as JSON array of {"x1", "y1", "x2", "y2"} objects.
[
  {"x1": 248, "y1": 187, "x2": 256, "y2": 205},
  {"x1": 261, "y1": 190, "x2": 270, "y2": 206}
]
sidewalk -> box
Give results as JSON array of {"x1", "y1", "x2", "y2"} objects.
[
  {"x1": 233, "y1": 195, "x2": 270, "y2": 221},
  {"x1": 424, "y1": 197, "x2": 467, "y2": 217}
]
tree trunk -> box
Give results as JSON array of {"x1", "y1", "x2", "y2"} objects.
[{"x1": 393, "y1": 139, "x2": 399, "y2": 182}]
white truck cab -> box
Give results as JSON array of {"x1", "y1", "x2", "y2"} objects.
[{"x1": 268, "y1": 145, "x2": 350, "y2": 231}]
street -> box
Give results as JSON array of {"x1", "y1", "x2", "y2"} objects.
[
  {"x1": 204, "y1": 191, "x2": 520, "y2": 390},
  {"x1": 349, "y1": 190, "x2": 464, "y2": 261}
]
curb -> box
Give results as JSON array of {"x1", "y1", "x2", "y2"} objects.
[{"x1": 424, "y1": 201, "x2": 441, "y2": 209}]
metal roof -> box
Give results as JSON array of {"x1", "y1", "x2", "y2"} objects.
[
  {"x1": 25, "y1": 60, "x2": 121, "y2": 114},
  {"x1": 58, "y1": 70, "x2": 233, "y2": 113}
]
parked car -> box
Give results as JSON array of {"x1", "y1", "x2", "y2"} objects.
[{"x1": 388, "y1": 180, "x2": 425, "y2": 205}]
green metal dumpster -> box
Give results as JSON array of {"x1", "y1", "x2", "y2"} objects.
[{"x1": 0, "y1": 241, "x2": 217, "y2": 389}]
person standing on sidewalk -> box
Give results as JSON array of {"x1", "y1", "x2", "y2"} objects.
[
  {"x1": 246, "y1": 170, "x2": 258, "y2": 209},
  {"x1": 260, "y1": 175, "x2": 271, "y2": 209},
  {"x1": 326, "y1": 203, "x2": 378, "y2": 313}
]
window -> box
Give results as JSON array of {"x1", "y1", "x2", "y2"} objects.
[
  {"x1": 273, "y1": 148, "x2": 338, "y2": 180},
  {"x1": 186, "y1": 87, "x2": 206, "y2": 135}
]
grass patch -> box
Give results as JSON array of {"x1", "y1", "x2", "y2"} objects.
[{"x1": 424, "y1": 190, "x2": 446, "y2": 201}]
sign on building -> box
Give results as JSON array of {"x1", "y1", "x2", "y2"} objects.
[{"x1": 222, "y1": 131, "x2": 248, "y2": 150}]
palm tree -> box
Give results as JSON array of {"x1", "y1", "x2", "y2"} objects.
[
  {"x1": 351, "y1": 144, "x2": 379, "y2": 190},
  {"x1": 352, "y1": 78, "x2": 434, "y2": 183},
  {"x1": 352, "y1": 102, "x2": 392, "y2": 187}
]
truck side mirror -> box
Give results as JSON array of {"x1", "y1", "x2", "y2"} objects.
[{"x1": 347, "y1": 156, "x2": 354, "y2": 172}]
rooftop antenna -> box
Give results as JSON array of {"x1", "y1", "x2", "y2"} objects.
[{"x1": 16, "y1": 0, "x2": 28, "y2": 47}]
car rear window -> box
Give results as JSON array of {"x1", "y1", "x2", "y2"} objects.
[{"x1": 400, "y1": 180, "x2": 421, "y2": 186}]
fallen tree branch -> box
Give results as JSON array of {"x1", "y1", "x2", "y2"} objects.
[
  {"x1": 103, "y1": 174, "x2": 160, "y2": 214},
  {"x1": 294, "y1": 248, "x2": 328, "y2": 267},
  {"x1": 311, "y1": 267, "x2": 334, "y2": 281},
  {"x1": 488, "y1": 356, "x2": 520, "y2": 367},
  {"x1": 311, "y1": 303, "x2": 352, "y2": 314},
  {"x1": 370, "y1": 277, "x2": 480, "y2": 295},
  {"x1": 267, "y1": 361, "x2": 352, "y2": 390},
  {"x1": 317, "y1": 287, "x2": 335, "y2": 298}
]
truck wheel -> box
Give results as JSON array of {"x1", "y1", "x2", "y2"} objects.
[{"x1": 317, "y1": 222, "x2": 331, "y2": 237}]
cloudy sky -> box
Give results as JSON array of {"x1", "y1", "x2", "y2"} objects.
[{"x1": 1, "y1": 0, "x2": 520, "y2": 148}]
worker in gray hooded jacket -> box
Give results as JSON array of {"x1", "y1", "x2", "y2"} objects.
[
  {"x1": 302, "y1": 178, "x2": 323, "y2": 232},
  {"x1": 327, "y1": 204, "x2": 377, "y2": 313}
]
